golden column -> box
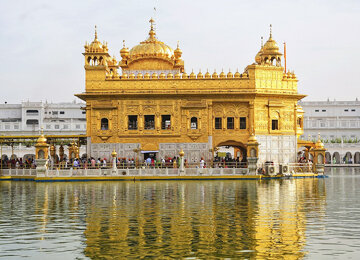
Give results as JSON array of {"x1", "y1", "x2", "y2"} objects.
[
  {"x1": 35, "y1": 130, "x2": 49, "y2": 160},
  {"x1": 312, "y1": 134, "x2": 326, "y2": 175}
]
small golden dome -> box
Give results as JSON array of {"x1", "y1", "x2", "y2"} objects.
[
  {"x1": 247, "y1": 134, "x2": 258, "y2": 143},
  {"x1": 189, "y1": 70, "x2": 196, "y2": 79},
  {"x1": 144, "y1": 72, "x2": 150, "y2": 79},
  {"x1": 219, "y1": 71, "x2": 226, "y2": 79},
  {"x1": 120, "y1": 40, "x2": 129, "y2": 59},
  {"x1": 122, "y1": 73, "x2": 128, "y2": 79},
  {"x1": 36, "y1": 130, "x2": 47, "y2": 145},
  {"x1": 179, "y1": 149, "x2": 184, "y2": 157},
  {"x1": 212, "y1": 71, "x2": 218, "y2": 78},
  {"x1": 174, "y1": 72, "x2": 181, "y2": 79},
  {"x1": 227, "y1": 71, "x2": 233, "y2": 78},
  {"x1": 182, "y1": 72, "x2": 188, "y2": 79},
  {"x1": 234, "y1": 70, "x2": 241, "y2": 78},
  {"x1": 159, "y1": 72, "x2": 166, "y2": 79},
  {"x1": 205, "y1": 71, "x2": 211, "y2": 79},
  {"x1": 137, "y1": 72, "x2": 143, "y2": 79},
  {"x1": 292, "y1": 72, "x2": 296, "y2": 79},
  {"x1": 174, "y1": 41, "x2": 182, "y2": 60},
  {"x1": 167, "y1": 72, "x2": 173, "y2": 79},
  {"x1": 151, "y1": 72, "x2": 158, "y2": 79},
  {"x1": 197, "y1": 71, "x2": 204, "y2": 78},
  {"x1": 262, "y1": 25, "x2": 282, "y2": 56},
  {"x1": 111, "y1": 149, "x2": 117, "y2": 158},
  {"x1": 315, "y1": 134, "x2": 324, "y2": 149},
  {"x1": 129, "y1": 73, "x2": 135, "y2": 79},
  {"x1": 85, "y1": 26, "x2": 108, "y2": 53}
]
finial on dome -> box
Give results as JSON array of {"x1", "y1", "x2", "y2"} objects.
[
  {"x1": 148, "y1": 18, "x2": 156, "y2": 39},
  {"x1": 269, "y1": 24, "x2": 272, "y2": 38},
  {"x1": 94, "y1": 25, "x2": 98, "y2": 40},
  {"x1": 261, "y1": 36, "x2": 264, "y2": 48},
  {"x1": 177, "y1": 40, "x2": 179, "y2": 48},
  {"x1": 123, "y1": 40, "x2": 125, "y2": 48}
]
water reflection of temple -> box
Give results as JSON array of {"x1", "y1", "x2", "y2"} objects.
[{"x1": 73, "y1": 180, "x2": 325, "y2": 259}]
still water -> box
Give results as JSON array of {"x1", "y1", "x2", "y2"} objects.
[{"x1": 0, "y1": 168, "x2": 359, "y2": 259}]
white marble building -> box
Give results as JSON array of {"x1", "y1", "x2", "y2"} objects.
[
  {"x1": 300, "y1": 99, "x2": 360, "y2": 164},
  {"x1": 0, "y1": 101, "x2": 86, "y2": 158}
]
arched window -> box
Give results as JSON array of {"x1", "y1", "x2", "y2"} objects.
[
  {"x1": 190, "y1": 117, "x2": 198, "y2": 129},
  {"x1": 101, "y1": 118, "x2": 109, "y2": 130}
]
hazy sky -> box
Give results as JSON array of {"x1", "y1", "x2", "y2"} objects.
[{"x1": 0, "y1": 0, "x2": 359, "y2": 103}]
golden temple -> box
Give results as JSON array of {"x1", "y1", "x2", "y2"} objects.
[{"x1": 76, "y1": 19, "x2": 306, "y2": 164}]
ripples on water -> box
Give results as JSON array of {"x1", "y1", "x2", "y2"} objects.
[{"x1": 0, "y1": 168, "x2": 360, "y2": 259}]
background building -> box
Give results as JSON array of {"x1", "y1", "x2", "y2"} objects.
[
  {"x1": 300, "y1": 100, "x2": 360, "y2": 163},
  {"x1": 0, "y1": 100, "x2": 86, "y2": 135},
  {"x1": 0, "y1": 100, "x2": 86, "y2": 158}
]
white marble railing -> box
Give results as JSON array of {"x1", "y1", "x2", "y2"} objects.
[{"x1": 44, "y1": 167, "x2": 249, "y2": 177}]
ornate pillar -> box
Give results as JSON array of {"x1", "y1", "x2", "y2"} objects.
[
  {"x1": 35, "y1": 129, "x2": 49, "y2": 176},
  {"x1": 246, "y1": 133, "x2": 259, "y2": 175},
  {"x1": 313, "y1": 135, "x2": 326, "y2": 175}
]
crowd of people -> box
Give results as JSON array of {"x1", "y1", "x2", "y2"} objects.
[{"x1": 1, "y1": 155, "x2": 248, "y2": 169}]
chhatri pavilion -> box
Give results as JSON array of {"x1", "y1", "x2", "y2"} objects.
[{"x1": 76, "y1": 18, "x2": 305, "y2": 164}]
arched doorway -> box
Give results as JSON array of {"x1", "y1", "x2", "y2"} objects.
[
  {"x1": 325, "y1": 152, "x2": 331, "y2": 164},
  {"x1": 354, "y1": 152, "x2": 360, "y2": 164},
  {"x1": 214, "y1": 141, "x2": 247, "y2": 168},
  {"x1": 333, "y1": 152, "x2": 340, "y2": 164},
  {"x1": 344, "y1": 152, "x2": 352, "y2": 164}
]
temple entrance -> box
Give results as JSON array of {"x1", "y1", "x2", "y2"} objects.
[
  {"x1": 143, "y1": 152, "x2": 157, "y2": 161},
  {"x1": 214, "y1": 141, "x2": 247, "y2": 168}
]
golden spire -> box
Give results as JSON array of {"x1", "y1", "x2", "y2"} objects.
[
  {"x1": 269, "y1": 24, "x2": 272, "y2": 38},
  {"x1": 149, "y1": 17, "x2": 156, "y2": 39},
  {"x1": 261, "y1": 36, "x2": 264, "y2": 48},
  {"x1": 94, "y1": 25, "x2": 98, "y2": 40},
  {"x1": 123, "y1": 39, "x2": 126, "y2": 48}
]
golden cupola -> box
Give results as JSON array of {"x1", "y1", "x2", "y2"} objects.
[
  {"x1": 84, "y1": 26, "x2": 109, "y2": 53},
  {"x1": 84, "y1": 26, "x2": 110, "y2": 67},
  {"x1": 255, "y1": 25, "x2": 282, "y2": 66},
  {"x1": 120, "y1": 18, "x2": 184, "y2": 74}
]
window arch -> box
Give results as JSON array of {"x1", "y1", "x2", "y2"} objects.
[
  {"x1": 101, "y1": 118, "x2": 109, "y2": 130},
  {"x1": 190, "y1": 117, "x2": 198, "y2": 129}
]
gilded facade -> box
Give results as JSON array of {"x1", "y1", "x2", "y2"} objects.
[{"x1": 76, "y1": 20, "x2": 305, "y2": 164}]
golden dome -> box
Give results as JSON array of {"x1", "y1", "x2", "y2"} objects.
[
  {"x1": 315, "y1": 134, "x2": 325, "y2": 149},
  {"x1": 189, "y1": 71, "x2": 196, "y2": 79},
  {"x1": 151, "y1": 72, "x2": 158, "y2": 79},
  {"x1": 137, "y1": 72, "x2": 143, "y2": 79},
  {"x1": 197, "y1": 71, "x2": 204, "y2": 78},
  {"x1": 227, "y1": 71, "x2": 233, "y2": 78},
  {"x1": 129, "y1": 73, "x2": 135, "y2": 79},
  {"x1": 128, "y1": 18, "x2": 174, "y2": 61},
  {"x1": 205, "y1": 71, "x2": 211, "y2": 79},
  {"x1": 234, "y1": 70, "x2": 241, "y2": 78},
  {"x1": 36, "y1": 129, "x2": 47, "y2": 145},
  {"x1": 219, "y1": 70, "x2": 226, "y2": 78},
  {"x1": 167, "y1": 72, "x2": 173, "y2": 79},
  {"x1": 262, "y1": 25, "x2": 282, "y2": 56},
  {"x1": 174, "y1": 41, "x2": 182, "y2": 60},
  {"x1": 122, "y1": 73, "x2": 128, "y2": 79},
  {"x1": 159, "y1": 72, "x2": 166, "y2": 79},
  {"x1": 182, "y1": 72, "x2": 188, "y2": 79},
  {"x1": 111, "y1": 149, "x2": 117, "y2": 158},
  {"x1": 85, "y1": 26, "x2": 108, "y2": 53},
  {"x1": 174, "y1": 72, "x2": 181, "y2": 79},
  {"x1": 144, "y1": 72, "x2": 150, "y2": 79},
  {"x1": 212, "y1": 71, "x2": 218, "y2": 78},
  {"x1": 247, "y1": 133, "x2": 258, "y2": 143},
  {"x1": 120, "y1": 40, "x2": 129, "y2": 59}
]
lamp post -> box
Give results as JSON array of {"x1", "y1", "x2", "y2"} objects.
[
  {"x1": 111, "y1": 149, "x2": 117, "y2": 174},
  {"x1": 179, "y1": 148, "x2": 185, "y2": 175}
]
